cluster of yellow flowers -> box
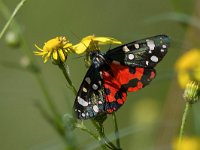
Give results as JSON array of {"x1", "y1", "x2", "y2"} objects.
[
  {"x1": 175, "y1": 49, "x2": 200, "y2": 89},
  {"x1": 34, "y1": 35, "x2": 122, "y2": 63}
]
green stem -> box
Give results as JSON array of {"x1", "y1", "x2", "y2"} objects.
[
  {"x1": 58, "y1": 62, "x2": 77, "y2": 95},
  {"x1": 35, "y1": 73, "x2": 65, "y2": 136},
  {"x1": 92, "y1": 120, "x2": 118, "y2": 150},
  {"x1": 178, "y1": 102, "x2": 191, "y2": 146},
  {"x1": 75, "y1": 122, "x2": 99, "y2": 140},
  {"x1": 0, "y1": 0, "x2": 36, "y2": 59},
  {"x1": 112, "y1": 113, "x2": 121, "y2": 149},
  {"x1": 0, "y1": 0, "x2": 27, "y2": 39}
]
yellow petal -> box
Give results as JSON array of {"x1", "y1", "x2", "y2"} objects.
[
  {"x1": 53, "y1": 50, "x2": 58, "y2": 60},
  {"x1": 64, "y1": 47, "x2": 73, "y2": 53},
  {"x1": 47, "y1": 51, "x2": 51, "y2": 57},
  {"x1": 177, "y1": 71, "x2": 191, "y2": 88},
  {"x1": 175, "y1": 49, "x2": 200, "y2": 71},
  {"x1": 94, "y1": 37, "x2": 122, "y2": 45},
  {"x1": 63, "y1": 42, "x2": 73, "y2": 48},
  {"x1": 43, "y1": 37, "x2": 61, "y2": 51},
  {"x1": 58, "y1": 49, "x2": 65, "y2": 62},
  {"x1": 35, "y1": 44, "x2": 44, "y2": 51},
  {"x1": 193, "y1": 66, "x2": 200, "y2": 81},
  {"x1": 34, "y1": 51, "x2": 45, "y2": 56},
  {"x1": 73, "y1": 41, "x2": 90, "y2": 54},
  {"x1": 81, "y1": 35, "x2": 95, "y2": 41},
  {"x1": 42, "y1": 51, "x2": 52, "y2": 63},
  {"x1": 43, "y1": 55, "x2": 50, "y2": 63}
]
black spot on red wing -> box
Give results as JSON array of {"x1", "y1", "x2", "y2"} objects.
[
  {"x1": 115, "y1": 90, "x2": 123, "y2": 99},
  {"x1": 105, "y1": 88, "x2": 111, "y2": 95},
  {"x1": 141, "y1": 69, "x2": 156, "y2": 87},
  {"x1": 122, "y1": 78, "x2": 139, "y2": 90},
  {"x1": 129, "y1": 67, "x2": 136, "y2": 74},
  {"x1": 105, "y1": 102, "x2": 120, "y2": 113}
]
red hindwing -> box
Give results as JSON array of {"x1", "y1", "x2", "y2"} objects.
[{"x1": 102, "y1": 62, "x2": 156, "y2": 113}]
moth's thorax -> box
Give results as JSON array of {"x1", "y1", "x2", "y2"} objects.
[{"x1": 92, "y1": 52, "x2": 106, "y2": 68}]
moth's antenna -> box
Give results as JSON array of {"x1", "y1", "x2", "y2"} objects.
[
  {"x1": 70, "y1": 31, "x2": 82, "y2": 42},
  {"x1": 70, "y1": 31, "x2": 89, "y2": 50}
]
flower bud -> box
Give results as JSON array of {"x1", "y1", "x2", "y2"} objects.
[
  {"x1": 5, "y1": 30, "x2": 21, "y2": 48},
  {"x1": 20, "y1": 56, "x2": 30, "y2": 68},
  {"x1": 183, "y1": 81, "x2": 200, "y2": 104}
]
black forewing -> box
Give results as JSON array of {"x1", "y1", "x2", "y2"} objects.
[
  {"x1": 104, "y1": 35, "x2": 170, "y2": 68},
  {"x1": 73, "y1": 64, "x2": 106, "y2": 119}
]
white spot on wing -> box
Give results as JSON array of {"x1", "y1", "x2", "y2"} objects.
[
  {"x1": 99, "y1": 71, "x2": 103, "y2": 78},
  {"x1": 161, "y1": 49, "x2": 165, "y2": 52},
  {"x1": 83, "y1": 87, "x2": 87, "y2": 92},
  {"x1": 123, "y1": 46, "x2": 130, "y2": 52},
  {"x1": 93, "y1": 105, "x2": 99, "y2": 112},
  {"x1": 82, "y1": 113, "x2": 86, "y2": 117},
  {"x1": 150, "y1": 55, "x2": 158, "y2": 62},
  {"x1": 128, "y1": 54, "x2": 134, "y2": 60},
  {"x1": 77, "y1": 96, "x2": 88, "y2": 106},
  {"x1": 146, "y1": 39, "x2": 155, "y2": 50},
  {"x1": 92, "y1": 84, "x2": 98, "y2": 90},
  {"x1": 162, "y1": 45, "x2": 167, "y2": 48},
  {"x1": 146, "y1": 61, "x2": 149, "y2": 66},
  {"x1": 134, "y1": 43, "x2": 139, "y2": 49},
  {"x1": 85, "y1": 77, "x2": 91, "y2": 84}
]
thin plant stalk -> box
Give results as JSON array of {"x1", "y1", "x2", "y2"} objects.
[
  {"x1": 112, "y1": 113, "x2": 121, "y2": 149},
  {"x1": 0, "y1": 0, "x2": 27, "y2": 39},
  {"x1": 92, "y1": 120, "x2": 118, "y2": 149},
  {"x1": 75, "y1": 122, "x2": 99, "y2": 140},
  {"x1": 76, "y1": 121, "x2": 108, "y2": 150},
  {"x1": 178, "y1": 102, "x2": 191, "y2": 146},
  {"x1": 58, "y1": 62, "x2": 77, "y2": 95}
]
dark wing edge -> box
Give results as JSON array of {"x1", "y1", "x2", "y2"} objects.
[
  {"x1": 105, "y1": 35, "x2": 170, "y2": 68},
  {"x1": 73, "y1": 65, "x2": 106, "y2": 119}
]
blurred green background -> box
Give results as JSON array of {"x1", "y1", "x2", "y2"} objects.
[{"x1": 0, "y1": 0, "x2": 200, "y2": 150}]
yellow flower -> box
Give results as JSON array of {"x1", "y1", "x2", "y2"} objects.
[
  {"x1": 173, "y1": 137, "x2": 200, "y2": 150},
  {"x1": 34, "y1": 36, "x2": 73, "y2": 63},
  {"x1": 72, "y1": 35, "x2": 122, "y2": 54},
  {"x1": 175, "y1": 49, "x2": 200, "y2": 88}
]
